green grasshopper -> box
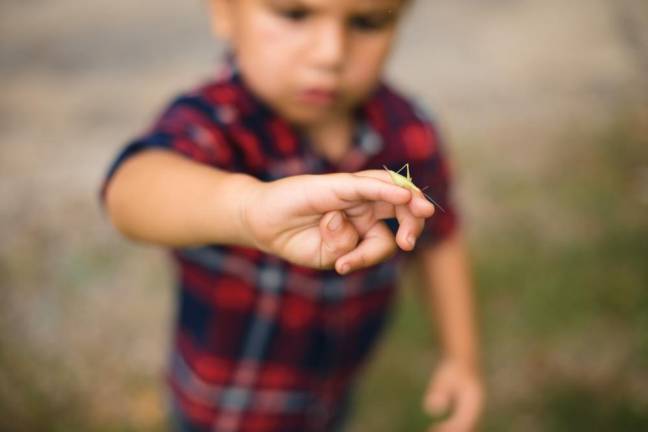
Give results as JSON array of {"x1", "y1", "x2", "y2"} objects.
[{"x1": 383, "y1": 163, "x2": 446, "y2": 212}]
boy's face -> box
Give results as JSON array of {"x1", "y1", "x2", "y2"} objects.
[{"x1": 211, "y1": 0, "x2": 406, "y2": 126}]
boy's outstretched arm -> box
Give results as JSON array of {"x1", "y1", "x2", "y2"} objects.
[
  {"x1": 418, "y1": 230, "x2": 484, "y2": 432},
  {"x1": 105, "y1": 149, "x2": 260, "y2": 248},
  {"x1": 104, "y1": 149, "x2": 435, "y2": 274}
]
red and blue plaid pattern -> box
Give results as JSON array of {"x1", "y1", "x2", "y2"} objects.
[{"x1": 102, "y1": 64, "x2": 458, "y2": 432}]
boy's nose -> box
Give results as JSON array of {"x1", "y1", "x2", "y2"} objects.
[{"x1": 310, "y1": 21, "x2": 346, "y2": 73}]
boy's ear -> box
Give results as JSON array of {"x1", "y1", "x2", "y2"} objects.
[{"x1": 209, "y1": 0, "x2": 233, "y2": 40}]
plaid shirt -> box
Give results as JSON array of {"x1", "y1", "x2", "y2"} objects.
[{"x1": 102, "y1": 64, "x2": 458, "y2": 432}]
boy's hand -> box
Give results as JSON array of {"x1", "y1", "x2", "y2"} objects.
[
  {"x1": 423, "y1": 359, "x2": 484, "y2": 432},
  {"x1": 241, "y1": 170, "x2": 435, "y2": 274}
]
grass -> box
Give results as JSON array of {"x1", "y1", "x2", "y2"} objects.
[
  {"x1": 1, "y1": 110, "x2": 646, "y2": 431},
  {"x1": 349, "y1": 110, "x2": 648, "y2": 431}
]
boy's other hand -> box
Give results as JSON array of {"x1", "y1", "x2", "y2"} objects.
[
  {"x1": 240, "y1": 171, "x2": 435, "y2": 274},
  {"x1": 423, "y1": 360, "x2": 484, "y2": 432}
]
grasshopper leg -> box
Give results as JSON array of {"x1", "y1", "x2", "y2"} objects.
[{"x1": 395, "y1": 163, "x2": 408, "y2": 176}]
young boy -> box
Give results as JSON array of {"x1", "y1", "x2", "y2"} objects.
[{"x1": 101, "y1": 1, "x2": 483, "y2": 431}]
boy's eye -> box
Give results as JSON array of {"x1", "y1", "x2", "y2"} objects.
[
  {"x1": 278, "y1": 7, "x2": 310, "y2": 22},
  {"x1": 349, "y1": 13, "x2": 395, "y2": 32}
]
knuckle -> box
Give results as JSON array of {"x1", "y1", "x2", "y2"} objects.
[
  {"x1": 336, "y1": 172, "x2": 355, "y2": 184},
  {"x1": 323, "y1": 240, "x2": 338, "y2": 255},
  {"x1": 324, "y1": 243, "x2": 343, "y2": 258},
  {"x1": 326, "y1": 235, "x2": 357, "y2": 257},
  {"x1": 356, "y1": 253, "x2": 367, "y2": 269},
  {"x1": 384, "y1": 244, "x2": 397, "y2": 260},
  {"x1": 339, "y1": 236, "x2": 357, "y2": 253}
]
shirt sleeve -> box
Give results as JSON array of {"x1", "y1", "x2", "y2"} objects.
[
  {"x1": 405, "y1": 105, "x2": 460, "y2": 247},
  {"x1": 99, "y1": 95, "x2": 236, "y2": 206}
]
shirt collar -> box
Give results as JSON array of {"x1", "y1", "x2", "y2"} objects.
[{"x1": 220, "y1": 55, "x2": 386, "y2": 172}]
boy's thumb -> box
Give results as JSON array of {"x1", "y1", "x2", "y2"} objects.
[
  {"x1": 424, "y1": 383, "x2": 452, "y2": 416},
  {"x1": 319, "y1": 211, "x2": 358, "y2": 270}
]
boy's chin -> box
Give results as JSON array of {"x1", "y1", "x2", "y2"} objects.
[{"x1": 280, "y1": 104, "x2": 350, "y2": 127}]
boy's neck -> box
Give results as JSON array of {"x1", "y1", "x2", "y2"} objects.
[{"x1": 302, "y1": 114, "x2": 354, "y2": 164}]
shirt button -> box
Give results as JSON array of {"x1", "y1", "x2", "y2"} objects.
[{"x1": 217, "y1": 105, "x2": 237, "y2": 124}]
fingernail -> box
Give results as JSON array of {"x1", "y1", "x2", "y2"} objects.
[
  {"x1": 327, "y1": 213, "x2": 342, "y2": 231},
  {"x1": 340, "y1": 264, "x2": 350, "y2": 274},
  {"x1": 408, "y1": 235, "x2": 416, "y2": 248}
]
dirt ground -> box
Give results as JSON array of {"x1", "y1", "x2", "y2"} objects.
[{"x1": 1, "y1": 0, "x2": 647, "y2": 430}]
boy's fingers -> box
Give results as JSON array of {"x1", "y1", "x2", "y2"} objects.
[
  {"x1": 319, "y1": 211, "x2": 359, "y2": 268},
  {"x1": 394, "y1": 204, "x2": 425, "y2": 251},
  {"x1": 370, "y1": 199, "x2": 426, "y2": 222},
  {"x1": 436, "y1": 394, "x2": 480, "y2": 432},
  {"x1": 353, "y1": 169, "x2": 393, "y2": 184},
  {"x1": 409, "y1": 189, "x2": 436, "y2": 218},
  {"x1": 334, "y1": 222, "x2": 396, "y2": 274},
  {"x1": 437, "y1": 383, "x2": 483, "y2": 432},
  {"x1": 424, "y1": 373, "x2": 452, "y2": 416},
  {"x1": 367, "y1": 202, "x2": 425, "y2": 251},
  {"x1": 353, "y1": 170, "x2": 435, "y2": 218},
  {"x1": 328, "y1": 174, "x2": 412, "y2": 209}
]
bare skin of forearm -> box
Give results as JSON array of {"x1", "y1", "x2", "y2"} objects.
[
  {"x1": 419, "y1": 231, "x2": 480, "y2": 370},
  {"x1": 104, "y1": 149, "x2": 258, "y2": 247}
]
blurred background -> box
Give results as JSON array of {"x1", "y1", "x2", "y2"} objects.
[{"x1": 1, "y1": 0, "x2": 647, "y2": 430}]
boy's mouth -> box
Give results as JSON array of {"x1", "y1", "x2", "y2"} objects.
[{"x1": 298, "y1": 88, "x2": 338, "y2": 107}]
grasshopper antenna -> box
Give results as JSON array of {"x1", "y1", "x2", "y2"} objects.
[{"x1": 421, "y1": 186, "x2": 446, "y2": 213}]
